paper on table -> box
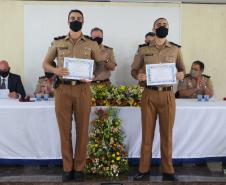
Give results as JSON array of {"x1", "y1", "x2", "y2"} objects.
[{"x1": 0, "y1": 89, "x2": 9, "y2": 99}]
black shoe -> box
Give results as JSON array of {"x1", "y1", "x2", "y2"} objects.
[
  {"x1": 133, "y1": 171, "x2": 149, "y2": 181},
  {"x1": 62, "y1": 171, "x2": 74, "y2": 182},
  {"x1": 74, "y1": 171, "x2": 85, "y2": 182},
  {"x1": 162, "y1": 173, "x2": 178, "y2": 181}
]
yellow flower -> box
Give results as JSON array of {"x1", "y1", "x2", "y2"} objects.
[
  {"x1": 111, "y1": 160, "x2": 115, "y2": 163},
  {"x1": 112, "y1": 154, "x2": 115, "y2": 158},
  {"x1": 119, "y1": 85, "x2": 126, "y2": 91},
  {"x1": 116, "y1": 152, "x2": 120, "y2": 155},
  {"x1": 104, "y1": 101, "x2": 110, "y2": 106},
  {"x1": 95, "y1": 144, "x2": 98, "y2": 148},
  {"x1": 116, "y1": 157, "x2": 121, "y2": 161},
  {"x1": 129, "y1": 99, "x2": 134, "y2": 105}
]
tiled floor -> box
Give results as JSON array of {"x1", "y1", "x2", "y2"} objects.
[{"x1": 0, "y1": 162, "x2": 226, "y2": 184}]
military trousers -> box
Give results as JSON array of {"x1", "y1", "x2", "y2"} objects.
[
  {"x1": 55, "y1": 83, "x2": 91, "y2": 172},
  {"x1": 139, "y1": 88, "x2": 175, "y2": 174}
]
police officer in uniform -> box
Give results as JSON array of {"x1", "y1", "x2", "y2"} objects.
[
  {"x1": 131, "y1": 18, "x2": 185, "y2": 181},
  {"x1": 137, "y1": 32, "x2": 156, "y2": 87},
  {"x1": 91, "y1": 27, "x2": 117, "y2": 85},
  {"x1": 42, "y1": 9, "x2": 107, "y2": 182},
  {"x1": 177, "y1": 60, "x2": 213, "y2": 98},
  {"x1": 144, "y1": 32, "x2": 155, "y2": 45},
  {"x1": 34, "y1": 61, "x2": 56, "y2": 97}
]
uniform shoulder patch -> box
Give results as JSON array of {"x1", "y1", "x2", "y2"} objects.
[
  {"x1": 202, "y1": 74, "x2": 210, "y2": 78},
  {"x1": 169, "y1": 42, "x2": 181, "y2": 48},
  {"x1": 139, "y1": 43, "x2": 148, "y2": 48},
  {"x1": 54, "y1": 35, "x2": 67, "y2": 40},
  {"x1": 39, "y1": 76, "x2": 45, "y2": 79},
  {"x1": 84, "y1": 35, "x2": 93, "y2": 40},
  {"x1": 103, "y1": 45, "x2": 113, "y2": 49}
]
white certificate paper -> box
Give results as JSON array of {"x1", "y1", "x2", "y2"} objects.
[
  {"x1": 63, "y1": 57, "x2": 94, "y2": 80},
  {"x1": 0, "y1": 89, "x2": 9, "y2": 99},
  {"x1": 146, "y1": 63, "x2": 177, "y2": 86}
]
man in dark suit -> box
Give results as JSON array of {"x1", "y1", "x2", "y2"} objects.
[{"x1": 0, "y1": 60, "x2": 26, "y2": 98}]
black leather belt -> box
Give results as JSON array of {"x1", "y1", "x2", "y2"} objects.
[
  {"x1": 59, "y1": 80, "x2": 82, "y2": 86},
  {"x1": 92, "y1": 79, "x2": 110, "y2": 84},
  {"x1": 146, "y1": 86, "x2": 173, "y2": 91}
]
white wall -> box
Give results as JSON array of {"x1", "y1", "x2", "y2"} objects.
[{"x1": 24, "y1": 2, "x2": 181, "y2": 94}]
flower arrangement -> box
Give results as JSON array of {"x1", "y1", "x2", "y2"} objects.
[
  {"x1": 91, "y1": 84, "x2": 143, "y2": 106},
  {"x1": 85, "y1": 108, "x2": 128, "y2": 176}
]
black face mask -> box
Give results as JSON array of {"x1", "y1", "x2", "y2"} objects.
[
  {"x1": 45, "y1": 72, "x2": 54, "y2": 79},
  {"x1": 93, "y1": 37, "x2": 103, "y2": 45},
  {"x1": 156, "y1": 26, "x2": 168, "y2": 38},
  {"x1": 69, "y1": 20, "x2": 82, "y2": 32},
  {"x1": 0, "y1": 70, "x2": 10, "y2": 78}
]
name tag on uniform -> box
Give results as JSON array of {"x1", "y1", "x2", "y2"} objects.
[
  {"x1": 146, "y1": 63, "x2": 177, "y2": 86},
  {"x1": 59, "y1": 47, "x2": 68, "y2": 50}
]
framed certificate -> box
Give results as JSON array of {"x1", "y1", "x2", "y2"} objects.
[
  {"x1": 146, "y1": 63, "x2": 177, "y2": 86},
  {"x1": 63, "y1": 57, "x2": 94, "y2": 80}
]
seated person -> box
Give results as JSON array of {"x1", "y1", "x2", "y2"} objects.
[
  {"x1": 177, "y1": 60, "x2": 214, "y2": 98},
  {"x1": 34, "y1": 61, "x2": 56, "y2": 97},
  {"x1": 0, "y1": 60, "x2": 26, "y2": 98}
]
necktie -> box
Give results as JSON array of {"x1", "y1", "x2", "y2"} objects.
[{"x1": 0, "y1": 79, "x2": 6, "y2": 89}]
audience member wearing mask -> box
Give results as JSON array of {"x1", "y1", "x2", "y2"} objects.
[
  {"x1": 0, "y1": 60, "x2": 26, "y2": 98},
  {"x1": 91, "y1": 27, "x2": 117, "y2": 85},
  {"x1": 177, "y1": 60, "x2": 213, "y2": 98},
  {"x1": 34, "y1": 60, "x2": 56, "y2": 97}
]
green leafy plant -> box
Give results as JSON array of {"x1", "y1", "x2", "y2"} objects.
[{"x1": 85, "y1": 108, "x2": 128, "y2": 176}]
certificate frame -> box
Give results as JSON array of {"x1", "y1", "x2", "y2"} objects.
[
  {"x1": 63, "y1": 57, "x2": 94, "y2": 80},
  {"x1": 146, "y1": 63, "x2": 177, "y2": 86}
]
